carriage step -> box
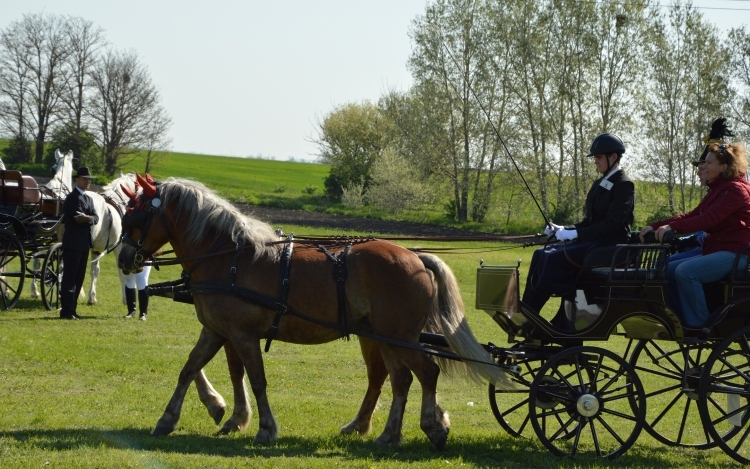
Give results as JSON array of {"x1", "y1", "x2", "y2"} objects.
[{"x1": 419, "y1": 332, "x2": 449, "y2": 347}]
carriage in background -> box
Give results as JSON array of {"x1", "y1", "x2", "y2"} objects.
[
  {"x1": 0, "y1": 151, "x2": 73, "y2": 311},
  {"x1": 475, "y1": 235, "x2": 750, "y2": 462}
]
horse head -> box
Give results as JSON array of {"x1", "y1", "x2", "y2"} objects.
[
  {"x1": 46, "y1": 149, "x2": 74, "y2": 197},
  {"x1": 118, "y1": 173, "x2": 168, "y2": 274}
]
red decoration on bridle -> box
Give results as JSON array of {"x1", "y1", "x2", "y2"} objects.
[
  {"x1": 136, "y1": 173, "x2": 157, "y2": 199},
  {"x1": 121, "y1": 185, "x2": 138, "y2": 201}
]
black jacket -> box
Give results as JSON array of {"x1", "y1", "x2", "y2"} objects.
[
  {"x1": 62, "y1": 188, "x2": 99, "y2": 252},
  {"x1": 572, "y1": 169, "x2": 635, "y2": 245}
]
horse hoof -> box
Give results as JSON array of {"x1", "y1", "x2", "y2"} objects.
[
  {"x1": 152, "y1": 424, "x2": 174, "y2": 436},
  {"x1": 340, "y1": 421, "x2": 371, "y2": 435},
  {"x1": 253, "y1": 428, "x2": 277, "y2": 445},
  {"x1": 432, "y1": 429, "x2": 449, "y2": 451},
  {"x1": 208, "y1": 405, "x2": 226, "y2": 425},
  {"x1": 374, "y1": 433, "x2": 402, "y2": 447}
]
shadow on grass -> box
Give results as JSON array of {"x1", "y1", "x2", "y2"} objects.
[{"x1": 2, "y1": 427, "x2": 713, "y2": 468}]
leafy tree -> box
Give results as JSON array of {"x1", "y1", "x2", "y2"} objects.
[
  {"x1": 640, "y1": 3, "x2": 731, "y2": 214},
  {"x1": 314, "y1": 101, "x2": 394, "y2": 198},
  {"x1": 44, "y1": 122, "x2": 98, "y2": 170}
]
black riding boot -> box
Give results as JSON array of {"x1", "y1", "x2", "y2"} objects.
[
  {"x1": 124, "y1": 287, "x2": 137, "y2": 318},
  {"x1": 138, "y1": 288, "x2": 149, "y2": 321}
]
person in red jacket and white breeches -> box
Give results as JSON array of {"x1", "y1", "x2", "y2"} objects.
[{"x1": 640, "y1": 143, "x2": 750, "y2": 328}]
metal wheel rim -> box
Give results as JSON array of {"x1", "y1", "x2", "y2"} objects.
[{"x1": 529, "y1": 346, "x2": 645, "y2": 460}]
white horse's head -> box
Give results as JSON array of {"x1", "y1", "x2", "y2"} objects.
[{"x1": 45, "y1": 149, "x2": 74, "y2": 197}]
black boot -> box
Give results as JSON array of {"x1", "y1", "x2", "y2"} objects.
[
  {"x1": 124, "y1": 287, "x2": 136, "y2": 318},
  {"x1": 138, "y1": 288, "x2": 149, "y2": 321}
]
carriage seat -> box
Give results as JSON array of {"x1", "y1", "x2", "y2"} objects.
[{"x1": 0, "y1": 171, "x2": 41, "y2": 206}]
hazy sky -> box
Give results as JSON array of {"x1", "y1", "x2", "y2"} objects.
[{"x1": 1, "y1": 1, "x2": 749, "y2": 162}]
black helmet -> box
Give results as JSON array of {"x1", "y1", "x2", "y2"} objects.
[{"x1": 586, "y1": 132, "x2": 626, "y2": 157}]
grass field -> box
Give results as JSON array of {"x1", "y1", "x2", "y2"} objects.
[{"x1": 0, "y1": 223, "x2": 739, "y2": 468}]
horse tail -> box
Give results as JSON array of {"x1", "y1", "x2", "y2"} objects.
[{"x1": 417, "y1": 252, "x2": 510, "y2": 389}]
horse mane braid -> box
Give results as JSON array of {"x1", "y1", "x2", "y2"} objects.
[{"x1": 158, "y1": 177, "x2": 281, "y2": 262}]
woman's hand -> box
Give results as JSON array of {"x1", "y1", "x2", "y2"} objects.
[
  {"x1": 655, "y1": 224, "x2": 672, "y2": 242},
  {"x1": 639, "y1": 226, "x2": 654, "y2": 243}
]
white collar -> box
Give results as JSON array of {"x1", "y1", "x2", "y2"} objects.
[
  {"x1": 603, "y1": 166, "x2": 621, "y2": 181},
  {"x1": 75, "y1": 186, "x2": 86, "y2": 195}
]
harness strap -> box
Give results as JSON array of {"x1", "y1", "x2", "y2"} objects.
[
  {"x1": 318, "y1": 243, "x2": 352, "y2": 342},
  {"x1": 264, "y1": 237, "x2": 294, "y2": 352},
  {"x1": 188, "y1": 279, "x2": 495, "y2": 366}
]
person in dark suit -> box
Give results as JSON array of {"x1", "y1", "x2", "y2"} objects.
[
  {"x1": 60, "y1": 166, "x2": 99, "y2": 320},
  {"x1": 521, "y1": 133, "x2": 636, "y2": 317}
]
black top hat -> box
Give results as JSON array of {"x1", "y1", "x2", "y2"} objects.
[
  {"x1": 74, "y1": 166, "x2": 94, "y2": 178},
  {"x1": 692, "y1": 118, "x2": 734, "y2": 167}
]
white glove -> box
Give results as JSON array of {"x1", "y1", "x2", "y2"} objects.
[
  {"x1": 544, "y1": 223, "x2": 563, "y2": 236},
  {"x1": 555, "y1": 229, "x2": 578, "y2": 242}
]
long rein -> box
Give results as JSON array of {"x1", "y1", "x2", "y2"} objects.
[{"x1": 142, "y1": 233, "x2": 551, "y2": 268}]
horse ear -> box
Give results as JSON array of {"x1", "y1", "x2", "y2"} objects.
[
  {"x1": 136, "y1": 173, "x2": 157, "y2": 198},
  {"x1": 121, "y1": 184, "x2": 137, "y2": 201}
]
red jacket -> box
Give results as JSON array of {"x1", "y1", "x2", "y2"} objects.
[{"x1": 651, "y1": 176, "x2": 750, "y2": 255}]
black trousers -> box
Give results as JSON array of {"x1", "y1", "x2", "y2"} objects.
[
  {"x1": 60, "y1": 248, "x2": 89, "y2": 317},
  {"x1": 521, "y1": 241, "x2": 597, "y2": 314}
]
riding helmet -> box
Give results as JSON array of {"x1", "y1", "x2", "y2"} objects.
[{"x1": 586, "y1": 132, "x2": 626, "y2": 157}]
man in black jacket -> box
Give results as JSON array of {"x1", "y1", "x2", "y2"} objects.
[
  {"x1": 59, "y1": 167, "x2": 99, "y2": 320},
  {"x1": 521, "y1": 133, "x2": 635, "y2": 316}
]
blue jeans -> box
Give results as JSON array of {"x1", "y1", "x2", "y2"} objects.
[{"x1": 666, "y1": 251, "x2": 740, "y2": 327}]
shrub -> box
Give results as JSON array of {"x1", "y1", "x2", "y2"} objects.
[
  {"x1": 304, "y1": 185, "x2": 318, "y2": 195},
  {"x1": 273, "y1": 184, "x2": 288, "y2": 193},
  {"x1": 341, "y1": 181, "x2": 365, "y2": 210},
  {"x1": 365, "y1": 148, "x2": 433, "y2": 214}
]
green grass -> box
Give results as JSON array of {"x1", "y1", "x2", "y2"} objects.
[{"x1": 0, "y1": 224, "x2": 739, "y2": 467}]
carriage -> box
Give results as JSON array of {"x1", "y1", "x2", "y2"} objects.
[
  {"x1": 0, "y1": 167, "x2": 67, "y2": 311},
  {"x1": 473, "y1": 234, "x2": 750, "y2": 462}
]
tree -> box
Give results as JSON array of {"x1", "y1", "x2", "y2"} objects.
[
  {"x1": 57, "y1": 16, "x2": 106, "y2": 161},
  {"x1": 88, "y1": 49, "x2": 171, "y2": 175},
  {"x1": 408, "y1": 0, "x2": 509, "y2": 222},
  {"x1": 0, "y1": 16, "x2": 33, "y2": 163},
  {"x1": 313, "y1": 101, "x2": 394, "y2": 197},
  {"x1": 15, "y1": 13, "x2": 71, "y2": 164},
  {"x1": 640, "y1": 4, "x2": 731, "y2": 214}
]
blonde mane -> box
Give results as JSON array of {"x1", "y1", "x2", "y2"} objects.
[{"x1": 158, "y1": 177, "x2": 281, "y2": 261}]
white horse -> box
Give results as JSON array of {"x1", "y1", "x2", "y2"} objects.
[{"x1": 87, "y1": 172, "x2": 138, "y2": 304}]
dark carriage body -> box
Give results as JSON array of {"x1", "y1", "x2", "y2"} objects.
[{"x1": 477, "y1": 238, "x2": 750, "y2": 462}]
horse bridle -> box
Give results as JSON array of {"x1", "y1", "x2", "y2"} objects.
[{"x1": 122, "y1": 190, "x2": 170, "y2": 270}]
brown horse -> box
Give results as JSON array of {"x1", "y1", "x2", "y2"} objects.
[{"x1": 118, "y1": 176, "x2": 508, "y2": 449}]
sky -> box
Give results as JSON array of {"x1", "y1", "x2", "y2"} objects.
[{"x1": 1, "y1": 1, "x2": 750, "y2": 163}]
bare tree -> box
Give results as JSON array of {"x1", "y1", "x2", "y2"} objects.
[
  {"x1": 60, "y1": 16, "x2": 105, "y2": 134},
  {"x1": 0, "y1": 19, "x2": 32, "y2": 162},
  {"x1": 17, "y1": 13, "x2": 71, "y2": 164},
  {"x1": 89, "y1": 49, "x2": 171, "y2": 175}
]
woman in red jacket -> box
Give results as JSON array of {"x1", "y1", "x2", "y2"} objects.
[{"x1": 640, "y1": 143, "x2": 750, "y2": 327}]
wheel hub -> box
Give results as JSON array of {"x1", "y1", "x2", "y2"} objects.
[{"x1": 576, "y1": 393, "x2": 600, "y2": 418}]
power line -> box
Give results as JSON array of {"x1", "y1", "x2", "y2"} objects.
[{"x1": 576, "y1": 0, "x2": 750, "y2": 12}]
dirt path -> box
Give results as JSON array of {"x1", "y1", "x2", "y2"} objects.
[
  {"x1": 236, "y1": 205, "x2": 494, "y2": 237},
  {"x1": 37, "y1": 176, "x2": 492, "y2": 237}
]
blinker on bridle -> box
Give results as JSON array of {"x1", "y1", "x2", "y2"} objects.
[{"x1": 122, "y1": 193, "x2": 166, "y2": 270}]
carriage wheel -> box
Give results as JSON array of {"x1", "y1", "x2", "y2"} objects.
[
  {"x1": 0, "y1": 229, "x2": 25, "y2": 311},
  {"x1": 489, "y1": 345, "x2": 583, "y2": 439},
  {"x1": 698, "y1": 324, "x2": 750, "y2": 464},
  {"x1": 529, "y1": 346, "x2": 645, "y2": 459},
  {"x1": 41, "y1": 242, "x2": 62, "y2": 311},
  {"x1": 630, "y1": 339, "x2": 730, "y2": 448},
  {"x1": 489, "y1": 346, "x2": 544, "y2": 438}
]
